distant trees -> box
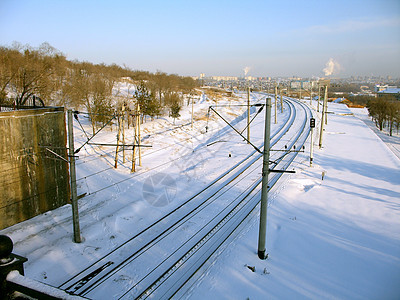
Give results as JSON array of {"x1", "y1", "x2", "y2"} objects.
[
  {"x1": 165, "y1": 92, "x2": 182, "y2": 124},
  {"x1": 386, "y1": 101, "x2": 400, "y2": 136},
  {"x1": 0, "y1": 42, "x2": 198, "y2": 127},
  {"x1": 367, "y1": 96, "x2": 400, "y2": 136},
  {"x1": 347, "y1": 95, "x2": 376, "y2": 107},
  {"x1": 134, "y1": 81, "x2": 160, "y2": 122},
  {"x1": 89, "y1": 73, "x2": 114, "y2": 133},
  {"x1": 169, "y1": 102, "x2": 181, "y2": 125},
  {"x1": 0, "y1": 47, "x2": 18, "y2": 103},
  {"x1": 0, "y1": 43, "x2": 61, "y2": 105}
]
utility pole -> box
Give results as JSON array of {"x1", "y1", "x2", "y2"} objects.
[
  {"x1": 247, "y1": 86, "x2": 250, "y2": 143},
  {"x1": 131, "y1": 102, "x2": 141, "y2": 172},
  {"x1": 317, "y1": 83, "x2": 320, "y2": 112},
  {"x1": 299, "y1": 83, "x2": 302, "y2": 100},
  {"x1": 274, "y1": 85, "x2": 277, "y2": 124},
  {"x1": 131, "y1": 110, "x2": 137, "y2": 173},
  {"x1": 137, "y1": 102, "x2": 142, "y2": 166},
  {"x1": 114, "y1": 111, "x2": 121, "y2": 168},
  {"x1": 122, "y1": 104, "x2": 126, "y2": 163},
  {"x1": 310, "y1": 117, "x2": 315, "y2": 166},
  {"x1": 67, "y1": 110, "x2": 81, "y2": 243},
  {"x1": 131, "y1": 145, "x2": 136, "y2": 173},
  {"x1": 319, "y1": 84, "x2": 328, "y2": 148},
  {"x1": 280, "y1": 87, "x2": 283, "y2": 113},
  {"x1": 191, "y1": 94, "x2": 194, "y2": 129},
  {"x1": 324, "y1": 85, "x2": 328, "y2": 125},
  {"x1": 258, "y1": 97, "x2": 271, "y2": 260}
]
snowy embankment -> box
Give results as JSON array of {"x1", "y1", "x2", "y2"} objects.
[
  {"x1": 1, "y1": 94, "x2": 399, "y2": 299},
  {"x1": 0, "y1": 90, "x2": 267, "y2": 288},
  {"x1": 187, "y1": 101, "x2": 400, "y2": 299}
]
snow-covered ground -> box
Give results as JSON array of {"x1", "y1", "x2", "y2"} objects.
[
  {"x1": 1, "y1": 94, "x2": 399, "y2": 299},
  {"x1": 186, "y1": 101, "x2": 400, "y2": 299}
]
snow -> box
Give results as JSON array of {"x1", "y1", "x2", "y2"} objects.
[
  {"x1": 1, "y1": 92, "x2": 399, "y2": 299},
  {"x1": 7, "y1": 270, "x2": 83, "y2": 299},
  {"x1": 186, "y1": 101, "x2": 400, "y2": 300}
]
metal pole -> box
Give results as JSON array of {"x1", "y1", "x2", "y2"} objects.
[
  {"x1": 191, "y1": 94, "x2": 194, "y2": 129},
  {"x1": 258, "y1": 97, "x2": 271, "y2": 260},
  {"x1": 247, "y1": 87, "x2": 250, "y2": 143},
  {"x1": 137, "y1": 103, "x2": 142, "y2": 166},
  {"x1": 280, "y1": 87, "x2": 283, "y2": 113},
  {"x1": 274, "y1": 85, "x2": 277, "y2": 124},
  {"x1": 317, "y1": 83, "x2": 320, "y2": 112},
  {"x1": 122, "y1": 104, "x2": 126, "y2": 163},
  {"x1": 299, "y1": 83, "x2": 302, "y2": 100},
  {"x1": 67, "y1": 110, "x2": 81, "y2": 243},
  {"x1": 324, "y1": 85, "x2": 328, "y2": 125},
  {"x1": 310, "y1": 127, "x2": 314, "y2": 166},
  {"x1": 114, "y1": 112, "x2": 121, "y2": 168},
  {"x1": 131, "y1": 112, "x2": 137, "y2": 173},
  {"x1": 319, "y1": 85, "x2": 327, "y2": 148}
]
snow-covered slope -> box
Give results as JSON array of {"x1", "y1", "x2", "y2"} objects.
[
  {"x1": 1, "y1": 96, "x2": 399, "y2": 299},
  {"x1": 186, "y1": 102, "x2": 400, "y2": 299}
]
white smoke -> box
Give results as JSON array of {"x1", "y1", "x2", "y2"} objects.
[
  {"x1": 323, "y1": 58, "x2": 341, "y2": 76},
  {"x1": 243, "y1": 66, "x2": 251, "y2": 76}
]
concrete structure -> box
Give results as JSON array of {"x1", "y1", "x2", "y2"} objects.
[{"x1": 0, "y1": 107, "x2": 69, "y2": 229}]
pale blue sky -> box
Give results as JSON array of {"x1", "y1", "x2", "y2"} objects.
[{"x1": 1, "y1": 0, "x2": 399, "y2": 77}]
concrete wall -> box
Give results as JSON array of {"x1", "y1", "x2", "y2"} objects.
[{"x1": 0, "y1": 107, "x2": 70, "y2": 230}]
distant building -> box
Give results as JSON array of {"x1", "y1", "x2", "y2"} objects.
[
  {"x1": 377, "y1": 88, "x2": 400, "y2": 100},
  {"x1": 290, "y1": 80, "x2": 315, "y2": 89},
  {"x1": 302, "y1": 81, "x2": 311, "y2": 89},
  {"x1": 211, "y1": 76, "x2": 238, "y2": 81},
  {"x1": 374, "y1": 84, "x2": 397, "y2": 92},
  {"x1": 291, "y1": 81, "x2": 301, "y2": 89},
  {"x1": 333, "y1": 97, "x2": 346, "y2": 103}
]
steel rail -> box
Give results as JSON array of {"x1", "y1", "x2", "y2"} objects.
[
  {"x1": 69, "y1": 102, "x2": 304, "y2": 294},
  {"x1": 57, "y1": 99, "x2": 296, "y2": 296},
  {"x1": 10, "y1": 98, "x2": 292, "y2": 255},
  {"x1": 132, "y1": 99, "x2": 312, "y2": 299}
]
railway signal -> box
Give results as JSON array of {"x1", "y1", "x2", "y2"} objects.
[
  {"x1": 310, "y1": 117, "x2": 315, "y2": 128},
  {"x1": 310, "y1": 117, "x2": 315, "y2": 166}
]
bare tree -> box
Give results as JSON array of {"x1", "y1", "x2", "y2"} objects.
[
  {"x1": 0, "y1": 47, "x2": 21, "y2": 104},
  {"x1": 11, "y1": 47, "x2": 55, "y2": 105}
]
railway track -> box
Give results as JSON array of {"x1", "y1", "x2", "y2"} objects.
[{"x1": 58, "y1": 97, "x2": 311, "y2": 299}]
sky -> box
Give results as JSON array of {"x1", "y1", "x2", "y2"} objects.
[{"x1": 0, "y1": 0, "x2": 399, "y2": 78}]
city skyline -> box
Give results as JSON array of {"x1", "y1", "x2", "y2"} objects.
[{"x1": 1, "y1": 0, "x2": 399, "y2": 78}]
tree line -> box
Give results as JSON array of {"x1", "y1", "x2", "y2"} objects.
[
  {"x1": 0, "y1": 42, "x2": 198, "y2": 129},
  {"x1": 366, "y1": 96, "x2": 400, "y2": 136}
]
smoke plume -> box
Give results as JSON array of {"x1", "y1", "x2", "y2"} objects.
[
  {"x1": 323, "y1": 58, "x2": 341, "y2": 76},
  {"x1": 243, "y1": 66, "x2": 251, "y2": 76}
]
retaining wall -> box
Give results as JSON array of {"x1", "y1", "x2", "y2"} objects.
[{"x1": 0, "y1": 107, "x2": 70, "y2": 229}]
